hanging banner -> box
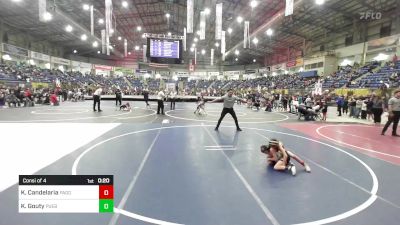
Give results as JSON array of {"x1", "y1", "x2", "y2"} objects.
[
  {"x1": 244, "y1": 21, "x2": 250, "y2": 49},
  {"x1": 285, "y1": 0, "x2": 294, "y2": 16},
  {"x1": 101, "y1": 29, "x2": 106, "y2": 54},
  {"x1": 124, "y1": 39, "x2": 127, "y2": 57},
  {"x1": 215, "y1": 3, "x2": 223, "y2": 40},
  {"x1": 94, "y1": 65, "x2": 113, "y2": 71},
  {"x1": 90, "y1": 5, "x2": 94, "y2": 35},
  {"x1": 183, "y1": 28, "x2": 187, "y2": 51},
  {"x1": 143, "y1": 45, "x2": 147, "y2": 63},
  {"x1": 51, "y1": 57, "x2": 70, "y2": 66},
  {"x1": 105, "y1": 0, "x2": 113, "y2": 55},
  {"x1": 200, "y1": 11, "x2": 206, "y2": 40},
  {"x1": 38, "y1": 0, "x2": 46, "y2": 22},
  {"x1": 2, "y1": 43, "x2": 29, "y2": 57},
  {"x1": 211, "y1": 48, "x2": 214, "y2": 66},
  {"x1": 187, "y1": 0, "x2": 194, "y2": 33},
  {"x1": 194, "y1": 48, "x2": 197, "y2": 65},
  {"x1": 30, "y1": 51, "x2": 50, "y2": 61},
  {"x1": 221, "y1": 31, "x2": 226, "y2": 61}
]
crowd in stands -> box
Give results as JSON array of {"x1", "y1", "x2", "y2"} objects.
[{"x1": 1, "y1": 58, "x2": 399, "y2": 108}]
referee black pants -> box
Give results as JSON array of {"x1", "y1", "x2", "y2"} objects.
[
  {"x1": 93, "y1": 95, "x2": 101, "y2": 111},
  {"x1": 157, "y1": 100, "x2": 164, "y2": 114},
  {"x1": 216, "y1": 108, "x2": 240, "y2": 129},
  {"x1": 382, "y1": 111, "x2": 400, "y2": 135}
]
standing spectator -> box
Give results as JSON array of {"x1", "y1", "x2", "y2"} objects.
[
  {"x1": 355, "y1": 97, "x2": 363, "y2": 119},
  {"x1": 157, "y1": 89, "x2": 165, "y2": 115},
  {"x1": 170, "y1": 90, "x2": 177, "y2": 110},
  {"x1": 115, "y1": 88, "x2": 122, "y2": 106},
  {"x1": 322, "y1": 100, "x2": 328, "y2": 121},
  {"x1": 361, "y1": 98, "x2": 367, "y2": 119},
  {"x1": 143, "y1": 87, "x2": 150, "y2": 108},
  {"x1": 93, "y1": 86, "x2": 102, "y2": 112},
  {"x1": 381, "y1": 89, "x2": 400, "y2": 136},
  {"x1": 336, "y1": 95, "x2": 344, "y2": 116},
  {"x1": 349, "y1": 97, "x2": 356, "y2": 117},
  {"x1": 371, "y1": 95, "x2": 384, "y2": 124},
  {"x1": 366, "y1": 97, "x2": 374, "y2": 121},
  {"x1": 342, "y1": 97, "x2": 349, "y2": 115}
]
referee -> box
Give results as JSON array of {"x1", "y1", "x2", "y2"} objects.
[
  {"x1": 93, "y1": 85, "x2": 102, "y2": 112},
  {"x1": 209, "y1": 89, "x2": 246, "y2": 131},
  {"x1": 381, "y1": 89, "x2": 400, "y2": 136}
]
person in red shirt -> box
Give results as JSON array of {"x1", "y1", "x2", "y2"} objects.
[
  {"x1": 50, "y1": 92, "x2": 59, "y2": 106},
  {"x1": 393, "y1": 54, "x2": 398, "y2": 63}
]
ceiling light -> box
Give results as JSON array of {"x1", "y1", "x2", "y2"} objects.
[
  {"x1": 168, "y1": 32, "x2": 172, "y2": 36},
  {"x1": 73, "y1": 50, "x2": 77, "y2": 54},
  {"x1": 11, "y1": 0, "x2": 22, "y2": 3},
  {"x1": 192, "y1": 43, "x2": 196, "y2": 47},
  {"x1": 201, "y1": 49, "x2": 206, "y2": 55},
  {"x1": 118, "y1": 36, "x2": 122, "y2": 41},
  {"x1": 128, "y1": 52, "x2": 131, "y2": 55},
  {"x1": 315, "y1": 0, "x2": 325, "y2": 5},
  {"x1": 92, "y1": 41, "x2": 98, "y2": 48},
  {"x1": 83, "y1": 4, "x2": 90, "y2": 11},
  {"x1": 81, "y1": 34, "x2": 87, "y2": 41},
  {"x1": 98, "y1": 18, "x2": 104, "y2": 24},
  {"x1": 137, "y1": 26, "x2": 142, "y2": 31},
  {"x1": 266, "y1": 28, "x2": 273, "y2": 36},
  {"x1": 122, "y1": 1, "x2": 128, "y2": 8},
  {"x1": 235, "y1": 50, "x2": 239, "y2": 55},
  {"x1": 250, "y1": 0, "x2": 258, "y2": 8},
  {"x1": 227, "y1": 27, "x2": 233, "y2": 34},
  {"x1": 142, "y1": 34, "x2": 146, "y2": 39},
  {"x1": 204, "y1": 8, "x2": 211, "y2": 15},
  {"x1": 194, "y1": 37, "x2": 198, "y2": 42},
  {"x1": 97, "y1": 50, "x2": 101, "y2": 54},
  {"x1": 43, "y1": 12, "x2": 52, "y2": 21},
  {"x1": 237, "y1": 16, "x2": 243, "y2": 23},
  {"x1": 252, "y1": 37, "x2": 259, "y2": 45},
  {"x1": 235, "y1": 58, "x2": 238, "y2": 61},
  {"x1": 253, "y1": 59, "x2": 256, "y2": 63},
  {"x1": 110, "y1": 29, "x2": 114, "y2": 34},
  {"x1": 135, "y1": 46, "x2": 140, "y2": 51},
  {"x1": 166, "y1": 13, "x2": 170, "y2": 18},
  {"x1": 196, "y1": 30, "x2": 201, "y2": 36},
  {"x1": 215, "y1": 42, "x2": 220, "y2": 47},
  {"x1": 190, "y1": 47, "x2": 194, "y2": 52},
  {"x1": 65, "y1": 25, "x2": 73, "y2": 32}
]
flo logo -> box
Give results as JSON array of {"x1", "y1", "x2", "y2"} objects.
[{"x1": 360, "y1": 11, "x2": 382, "y2": 20}]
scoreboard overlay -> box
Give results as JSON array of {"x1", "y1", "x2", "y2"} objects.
[{"x1": 18, "y1": 175, "x2": 113, "y2": 213}]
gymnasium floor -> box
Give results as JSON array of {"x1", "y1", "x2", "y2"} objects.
[{"x1": 0, "y1": 100, "x2": 399, "y2": 225}]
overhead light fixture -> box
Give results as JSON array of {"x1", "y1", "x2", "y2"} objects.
[
  {"x1": 204, "y1": 8, "x2": 211, "y2": 15},
  {"x1": 42, "y1": 12, "x2": 52, "y2": 21},
  {"x1": 83, "y1": 4, "x2": 90, "y2": 11},
  {"x1": 168, "y1": 32, "x2": 172, "y2": 36},
  {"x1": 194, "y1": 37, "x2": 198, "y2": 42},
  {"x1": 98, "y1": 18, "x2": 104, "y2": 24},
  {"x1": 215, "y1": 42, "x2": 220, "y2": 47},
  {"x1": 110, "y1": 29, "x2": 114, "y2": 34},
  {"x1": 315, "y1": 0, "x2": 325, "y2": 5},
  {"x1": 201, "y1": 49, "x2": 206, "y2": 55},
  {"x1": 137, "y1": 26, "x2": 142, "y2": 31},
  {"x1": 166, "y1": 13, "x2": 170, "y2": 18},
  {"x1": 118, "y1": 36, "x2": 122, "y2": 41},
  {"x1": 142, "y1": 34, "x2": 146, "y2": 39},
  {"x1": 12, "y1": 0, "x2": 22, "y2": 3},
  {"x1": 81, "y1": 34, "x2": 87, "y2": 41},
  {"x1": 227, "y1": 27, "x2": 233, "y2": 34},
  {"x1": 252, "y1": 37, "x2": 259, "y2": 45},
  {"x1": 190, "y1": 47, "x2": 194, "y2": 52},
  {"x1": 97, "y1": 50, "x2": 101, "y2": 54},
  {"x1": 122, "y1": 0, "x2": 128, "y2": 8},
  {"x1": 92, "y1": 41, "x2": 98, "y2": 48},
  {"x1": 192, "y1": 43, "x2": 196, "y2": 47},
  {"x1": 73, "y1": 50, "x2": 78, "y2": 54},
  {"x1": 196, "y1": 30, "x2": 201, "y2": 36},
  {"x1": 235, "y1": 50, "x2": 239, "y2": 55},
  {"x1": 128, "y1": 52, "x2": 132, "y2": 55},
  {"x1": 253, "y1": 59, "x2": 256, "y2": 63},
  {"x1": 237, "y1": 16, "x2": 243, "y2": 23},
  {"x1": 135, "y1": 46, "x2": 140, "y2": 51},
  {"x1": 65, "y1": 25, "x2": 73, "y2": 32},
  {"x1": 235, "y1": 58, "x2": 238, "y2": 61},
  {"x1": 266, "y1": 28, "x2": 273, "y2": 36},
  {"x1": 250, "y1": 0, "x2": 258, "y2": 8}
]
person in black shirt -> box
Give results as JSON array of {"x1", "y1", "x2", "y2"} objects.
[{"x1": 115, "y1": 89, "x2": 122, "y2": 106}]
